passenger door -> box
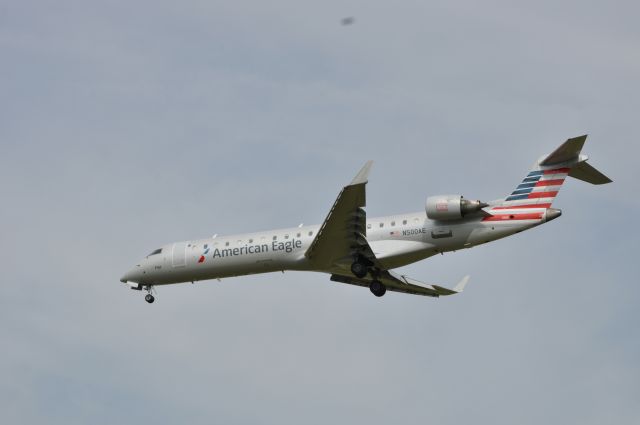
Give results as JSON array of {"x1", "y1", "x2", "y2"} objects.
[{"x1": 172, "y1": 242, "x2": 187, "y2": 268}]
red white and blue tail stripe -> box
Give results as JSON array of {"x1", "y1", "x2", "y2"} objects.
[
  {"x1": 496, "y1": 166, "x2": 570, "y2": 209},
  {"x1": 481, "y1": 165, "x2": 569, "y2": 222}
]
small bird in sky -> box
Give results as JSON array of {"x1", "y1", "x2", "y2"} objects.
[{"x1": 341, "y1": 17, "x2": 355, "y2": 26}]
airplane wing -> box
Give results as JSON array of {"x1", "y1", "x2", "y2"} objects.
[
  {"x1": 307, "y1": 161, "x2": 469, "y2": 298},
  {"x1": 305, "y1": 161, "x2": 374, "y2": 269},
  {"x1": 330, "y1": 271, "x2": 469, "y2": 298}
]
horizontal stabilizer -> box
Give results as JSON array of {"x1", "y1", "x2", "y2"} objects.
[
  {"x1": 540, "y1": 135, "x2": 587, "y2": 165},
  {"x1": 569, "y1": 161, "x2": 612, "y2": 185}
]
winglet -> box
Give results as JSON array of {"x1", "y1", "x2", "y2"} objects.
[
  {"x1": 350, "y1": 160, "x2": 374, "y2": 185},
  {"x1": 431, "y1": 275, "x2": 470, "y2": 296},
  {"x1": 454, "y1": 275, "x2": 470, "y2": 293}
]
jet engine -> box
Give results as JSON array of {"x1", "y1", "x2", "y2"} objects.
[{"x1": 426, "y1": 195, "x2": 488, "y2": 220}]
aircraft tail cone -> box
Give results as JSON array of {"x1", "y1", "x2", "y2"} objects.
[{"x1": 545, "y1": 208, "x2": 562, "y2": 222}]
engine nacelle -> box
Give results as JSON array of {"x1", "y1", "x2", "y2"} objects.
[{"x1": 426, "y1": 195, "x2": 488, "y2": 221}]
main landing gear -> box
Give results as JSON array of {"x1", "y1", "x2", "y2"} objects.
[
  {"x1": 369, "y1": 280, "x2": 386, "y2": 297},
  {"x1": 350, "y1": 261, "x2": 368, "y2": 278},
  {"x1": 351, "y1": 259, "x2": 386, "y2": 297}
]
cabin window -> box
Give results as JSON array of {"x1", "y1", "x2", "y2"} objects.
[
  {"x1": 391, "y1": 221, "x2": 396, "y2": 226},
  {"x1": 379, "y1": 223, "x2": 384, "y2": 228},
  {"x1": 403, "y1": 220, "x2": 407, "y2": 225},
  {"x1": 296, "y1": 233, "x2": 301, "y2": 237},
  {"x1": 367, "y1": 224, "x2": 372, "y2": 229},
  {"x1": 284, "y1": 234, "x2": 289, "y2": 239},
  {"x1": 273, "y1": 235, "x2": 277, "y2": 241},
  {"x1": 225, "y1": 241, "x2": 229, "y2": 246},
  {"x1": 248, "y1": 238, "x2": 253, "y2": 243},
  {"x1": 308, "y1": 231, "x2": 313, "y2": 236}
]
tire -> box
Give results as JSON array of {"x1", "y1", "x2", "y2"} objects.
[
  {"x1": 145, "y1": 294, "x2": 155, "y2": 304},
  {"x1": 351, "y1": 261, "x2": 368, "y2": 278},
  {"x1": 369, "y1": 280, "x2": 386, "y2": 297}
]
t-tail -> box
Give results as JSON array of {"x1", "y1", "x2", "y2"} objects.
[{"x1": 495, "y1": 135, "x2": 612, "y2": 212}]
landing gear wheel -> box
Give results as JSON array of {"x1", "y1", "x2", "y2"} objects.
[
  {"x1": 145, "y1": 294, "x2": 155, "y2": 304},
  {"x1": 369, "y1": 280, "x2": 386, "y2": 297},
  {"x1": 351, "y1": 261, "x2": 368, "y2": 278}
]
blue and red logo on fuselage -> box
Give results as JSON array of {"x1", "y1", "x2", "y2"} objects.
[{"x1": 198, "y1": 244, "x2": 210, "y2": 263}]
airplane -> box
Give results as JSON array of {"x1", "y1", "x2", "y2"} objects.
[{"x1": 120, "y1": 135, "x2": 611, "y2": 303}]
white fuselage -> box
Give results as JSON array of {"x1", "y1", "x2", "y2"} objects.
[{"x1": 121, "y1": 208, "x2": 554, "y2": 286}]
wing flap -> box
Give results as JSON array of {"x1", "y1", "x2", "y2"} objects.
[
  {"x1": 330, "y1": 273, "x2": 438, "y2": 297},
  {"x1": 330, "y1": 271, "x2": 469, "y2": 298}
]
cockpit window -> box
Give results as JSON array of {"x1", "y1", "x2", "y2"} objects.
[{"x1": 148, "y1": 248, "x2": 162, "y2": 256}]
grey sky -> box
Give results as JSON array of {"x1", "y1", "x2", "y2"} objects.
[{"x1": 1, "y1": 1, "x2": 638, "y2": 424}]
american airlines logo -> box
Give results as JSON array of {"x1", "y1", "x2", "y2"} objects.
[
  {"x1": 198, "y1": 244, "x2": 211, "y2": 263},
  {"x1": 436, "y1": 202, "x2": 448, "y2": 211}
]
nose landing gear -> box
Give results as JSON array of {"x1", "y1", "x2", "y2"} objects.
[{"x1": 143, "y1": 286, "x2": 155, "y2": 304}]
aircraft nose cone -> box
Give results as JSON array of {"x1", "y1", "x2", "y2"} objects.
[
  {"x1": 120, "y1": 268, "x2": 139, "y2": 283},
  {"x1": 545, "y1": 208, "x2": 562, "y2": 222}
]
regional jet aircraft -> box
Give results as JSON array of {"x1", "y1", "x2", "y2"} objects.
[{"x1": 120, "y1": 135, "x2": 611, "y2": 303}]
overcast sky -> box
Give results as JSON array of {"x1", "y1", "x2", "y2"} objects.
[{"x1": 1, "y1": 1, "x2": 638, "y2": 424}]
